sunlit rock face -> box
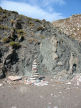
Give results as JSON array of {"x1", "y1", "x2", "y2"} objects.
[
  {"x1": 0, "y1": 7, "x2": 81, "y2": 80},
  {"x1": 39, "y1": 33, "x2": 81, "y2": 80}
]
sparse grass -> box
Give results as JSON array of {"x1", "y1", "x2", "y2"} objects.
[
  {"x1": 0, "y1": 8, "x2": 3, "y2": 12},
  {"x1": 3, "y1": 10, "x2": 7, "y2": 13},
  {"x1": 3, "y1": 32, "x2": 8, "y2": 35},
  {"x1": 0, "y1": 25, "x2": 10, "y2": 30},
  {"x1": 2, "y1": 37, "x2": 9, "y2": 43},
  {"x1": 28, "y1": 38, "x2": 39, "y2": 44},
  {"x1": 0, "y1": 15, "x2": 7, "y2": 21},
  {"x1": 15, "y1": 18, "x2": 23, "y2": 29},
  {"x1": 35, "y1": 19, "x2": 41, "y2": 23},
  {"x1": 0, "y1": 8, "x2": 7, "y2": 13},
  {"x1": 37, "y1": 26, "x2": 44, "y2": 31},
  {"x1": 16, "y1": 17, "x2": 22, "y2": 22},
  {"x1": 10, "y1": 19, "x2": 15, "y2": 24},
  {"x1": 28, "y1": 21, "x2": 34, "y2": 27},
  {"x1": 16, "y1": 29, "x2": 25, "y2": 41},
  {"x1": 27, "y1": 17, "x2": 33, "y2": 20},
  {"x1": 2, "y1": 14, "x2": 7, "y2": 18},
  {"x1": 0, "y1": 17, "x2": 3, "y2": 22},
  {"x1": 16, "y1": 29, "x2": 25, "y2": 40},
  {"x1": 11, "y1": 11, "x2": 18, "y2": 14},
  {"x1": 9, "y1": 41, "x2": 21, "y2": 49},
  {"x1": 16, "y1": 29, "x2": 25, "y2": 35}
]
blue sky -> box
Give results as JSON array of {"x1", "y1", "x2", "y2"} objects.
[{"x1": 0, "y1": 0, "x2": 81, "y2": 22}]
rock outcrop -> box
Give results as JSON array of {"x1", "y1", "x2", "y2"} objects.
[
  {"x1": 0, "y1": 7, "x2": 81, "y2": 80},
  {"x1": 53, "y1": 14, "x2": 81, "y2": 41}
]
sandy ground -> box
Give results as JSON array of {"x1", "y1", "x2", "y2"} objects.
[{"x1": 0, "y1": 77, "x2": 81, "y2": 108}]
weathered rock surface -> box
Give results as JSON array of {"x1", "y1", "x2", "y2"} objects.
[
  {"x1": 0, "y1": 7, "x2": 81, "y2": 80},
  {"x1": 53, "y1": 14, "x2": 81, "y2": 41}
]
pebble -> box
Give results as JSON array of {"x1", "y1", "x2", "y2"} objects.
[
  {"x1": 40, "y1": 95, "x2": 44, "y2": 99},
  {"x1": 59, "y1": 91, "x2": 62, "y2": 94},
  {"x1": 8, "y1": 76, "x2": 22, "y2": 81},
  {"x1": 66, "y1": 82, "x2": 71, "y2": 85},
  {"x1": 50, "y1": 79, "x2": 53, "y2": 81},
  {"x1": 53, "y1": 106, "x2": 58, "y2": 108},
  {"x1": 77, "y1": 81, "x2": 79, "y2": 86},
  {"x1": 48, "y1": 102, "x2": 52, "y2": 105},
  {"x1": 50, "y1": 93, "x2": 54, "y2": 96},
  {"x1": 66, "y1": 87, "x2": 70, "y2": 90},
  {"x1": 0, "y1": 83, "x2": 3, "y2": 87}
]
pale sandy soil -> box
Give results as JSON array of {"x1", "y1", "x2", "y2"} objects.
[{"x1": 0, "y1": 77, "x2": 81, "y2": 108}]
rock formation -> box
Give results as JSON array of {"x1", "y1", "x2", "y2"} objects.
[{"x1": 0, "y1": 7, "x2": 81, "y2": 80}]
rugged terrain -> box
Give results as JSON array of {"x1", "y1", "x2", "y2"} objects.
[
  {"x1": 53, "y1": 14, "x2": 81, "y2": 41},
  {"x1": 0, "y1": 7, "x2": 81, "y2": 80}
]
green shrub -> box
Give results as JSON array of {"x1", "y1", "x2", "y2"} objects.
[
  {"x1": 16, "y1": 29, "x2": 25, "y2": 40},
  {"x1": 16, "y1": 29, "x2": 25, "y2": 35},
  {"x1": 9, "y1": 41, "x2": 21, "y2": 49},
  {"x1": 35, "y1": 19, "x2": 41, "y2": 23}
]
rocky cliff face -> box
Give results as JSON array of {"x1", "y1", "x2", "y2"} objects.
[
  {"x1": 53, "y1": 14, "x2": 81, "y2": 41},
  {"x1": 0, "y1": 7, "x2": 81, "y2": 80}
]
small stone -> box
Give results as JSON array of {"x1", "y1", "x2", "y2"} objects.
[
  {"x1": 59, "y1": 91, "x2": 62, "y2": 94},
  {"x1": 11, "y1": 106, "x2": 17, "y2": 108},
  {"x1": 50, "y1": 79, "x2": 53, "y2": 81},
  {"x1": 57, "y1": 61, "x2": 63, "y2": 66},
  {"x1": 40, "y1": 95, "x2": 44, "y2": 99},
  {"x1": 77, "y1": 81, "x2": 79, "y2": 86},
  {"x1": 66, "y1": 82, "x2": 71, "y2": 85},
  {"x1": 0, "y1": 83, "x2": 3, "y2": 86},
  {"x1": 8, "y1": 76, "x2": 22, "y2": 81},
  {"x1": 48, "y1": 102, "x2": 52, "y2": 105},
  {"x1": 54, "y1": 106, "x2": 58, "y2": 108},
  {"x1": 51, "y1": 93, "x2": 54, "y2": 96}
]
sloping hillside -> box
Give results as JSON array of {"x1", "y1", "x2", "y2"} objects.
[
  {"x1": 53, "y1": 14, "x2": 81, "y2": 41},
  {"x1": 0, "y1": 7, "x2": 81, "y2": 80}
]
